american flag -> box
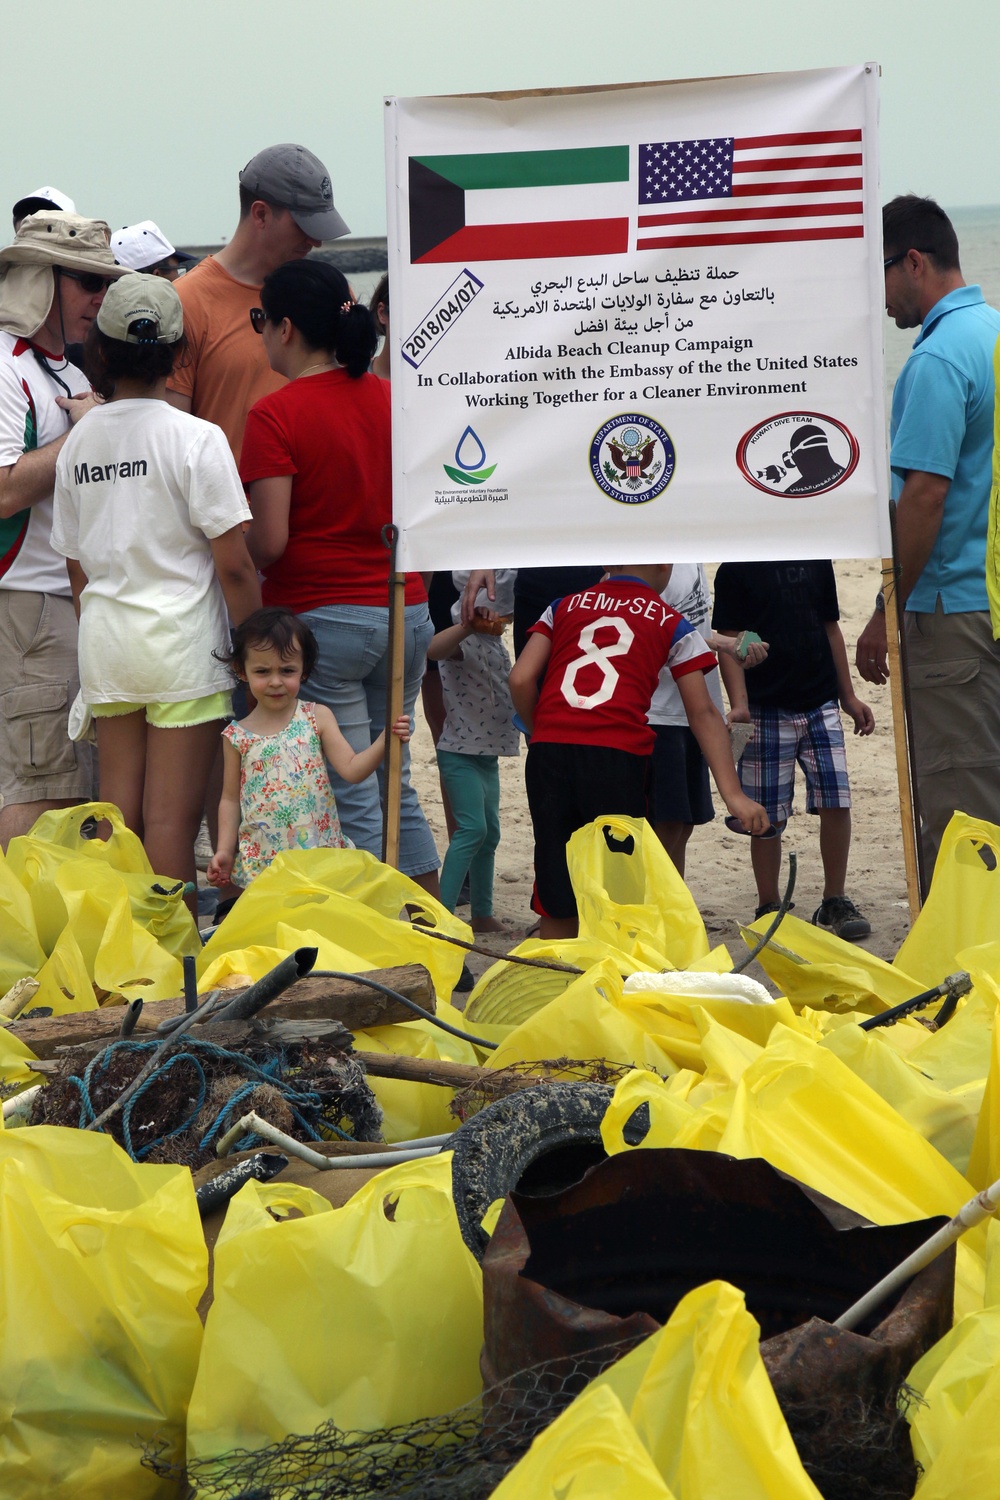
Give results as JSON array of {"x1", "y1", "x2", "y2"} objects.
[{"x1": 636, "y1": 130, "x2": 864, "y2": 249}]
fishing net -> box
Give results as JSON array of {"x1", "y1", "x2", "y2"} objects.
[
  {"x1": 144, "y1": 1336, "x2": 646, "y2": 1499},
  {"x1": 31, "y1": 1036, "x2": 382, "y2": 1167}
]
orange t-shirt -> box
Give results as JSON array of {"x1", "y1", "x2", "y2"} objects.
[{"x1": 168, "y1": 256, "x2": 286, "y2": 460}]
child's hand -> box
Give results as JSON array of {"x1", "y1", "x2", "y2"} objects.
[
  {"x1": 741, "y1": 637, "x2": 769, "y2": 668},
  {"x1": 842, "y1": 695, "x2": 875, "y2": 736},
  {"x1": 390, "y1": 714, "x2": 412, "y2": 743},
  {"x1": 728, "y1": 794, "x2": 770, "y2": 837},
  {"x1": 726, "y1": 706, "x2": 752, "y2": 725},
  {"x1": 207, "y1": 852, "x2": 234, "y2": 887}
]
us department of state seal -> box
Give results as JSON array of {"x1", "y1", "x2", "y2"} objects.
[{"x1": 590, "y1": 413, "x2": 675, "y2": 504}]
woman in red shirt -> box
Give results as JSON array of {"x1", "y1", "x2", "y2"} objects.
[{"x1": 240, "y1": 259, "x2": 438, "y2": 892}]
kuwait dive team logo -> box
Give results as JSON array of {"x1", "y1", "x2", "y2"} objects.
[
  {"x1": 737, "y1": 411, "x2": 859, "y2": 497},
  {"x1": 590, "y1": 414, "x2": 675, "y2": 504}
]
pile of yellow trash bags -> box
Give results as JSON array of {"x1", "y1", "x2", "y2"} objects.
[{"x1": 2, "y1": 807, "x2": 1000, "y2": 1495}]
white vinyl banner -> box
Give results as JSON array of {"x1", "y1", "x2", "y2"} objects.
[{"x1": 386, "y1": 65, "x2": 888, "y2": 571}]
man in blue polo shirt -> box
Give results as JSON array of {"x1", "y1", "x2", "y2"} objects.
[{"x1": 856, "y1": 195, "x2": 1000, "y2": 888}]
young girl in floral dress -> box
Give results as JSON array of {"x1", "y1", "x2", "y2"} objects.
[{"x1": 207, "y1": 608, "x2": 410, "y2": 890}]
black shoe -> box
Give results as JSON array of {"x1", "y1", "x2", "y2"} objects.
[
  {"x1": 454, "y1": 963, "x2": 475, "y2": 993},
  {"x1": 754, "y1": 900, "x2": 794, "y2": 922},
  {"x1": 812, "y1": 895, "x2": 871, "y2": 942}
]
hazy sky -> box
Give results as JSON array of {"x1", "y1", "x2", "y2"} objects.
[{"x1": 3, "y1": 0, "x2": 998, "y2": 245}]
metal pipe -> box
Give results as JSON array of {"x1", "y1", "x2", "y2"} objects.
[
  {"x1": 2, "y1": 1083, "x2": 41, "y2": 1122},
  {"x1": 858, "y1": 971, "x2": 971, "y2": 1031},
  {"x1": 183, "y1": 955, "x2": 198, "y2": 1013},
  {"x1": 733, "y1": 852, "x2": 798, "y2": 975},
  {"x1": 195, "y1": 1151, "x2": 289, "y2": 1216},
  {"x1": 835, "y1": 1174, "x2": 1000, "y2": 1331},
  {"x1": 118, "y1": 997, "x2": 144, "y2": 1039},
  {"x1": 214, "y1": 1110, "x2": 443, "y2": 1169},
  {"x1": 209, "y1": 947, "x2": 318, "y2": 1024}
]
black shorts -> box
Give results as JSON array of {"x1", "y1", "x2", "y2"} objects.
[
  {"x1": 648, "y1": 725, "x2": 714, "y2": 826},
  {"x1": 524, "y1": 741, "x2": 649, "y2": 919}
]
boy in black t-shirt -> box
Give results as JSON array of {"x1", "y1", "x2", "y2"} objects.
[{"x1": 712, "y1": 560, "x2": 874, "y2": 941}]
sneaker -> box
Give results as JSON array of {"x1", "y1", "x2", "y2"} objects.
[
  {"x1": 754, "y1": 900, "x2": 794, "y2": 921},
  {"x1": 812, "y1": 895, "x2": 871, "y2": 942}
]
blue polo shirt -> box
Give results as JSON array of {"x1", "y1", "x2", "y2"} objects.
[{"x1": 890, "y1": 285, "x2": 1000, "y2": 613}]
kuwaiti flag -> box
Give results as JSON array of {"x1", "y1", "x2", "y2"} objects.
[{"x1": 409, "y1": 146, "x2": 629, "y2": 263}]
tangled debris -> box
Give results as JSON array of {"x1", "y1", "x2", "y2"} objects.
[
  {"x1": 449, "y1": 1057, "x2": 646, "y2": 1122},
  {"x1": 30, "y1": 1037, "x2": 382, "y2": 1168},
  {"x1": 145, "y1": 1339, "x2": 644, "y2": 1500}
]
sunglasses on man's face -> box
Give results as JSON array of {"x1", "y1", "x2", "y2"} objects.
[
  {"x1": 59, "y1": 269, "x2": 114, "y2": 294},
  {"x1": 249, "y1": 307, "x2": 266, "y2": 334}
]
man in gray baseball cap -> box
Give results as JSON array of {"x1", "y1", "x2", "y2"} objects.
[{"x1": 167, "y1": 142, "x2": 349, "y2": 459}]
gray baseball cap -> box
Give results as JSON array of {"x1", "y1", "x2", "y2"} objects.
[{"x1": 239, "y1": 144, "x2": 349, "y2": 241}]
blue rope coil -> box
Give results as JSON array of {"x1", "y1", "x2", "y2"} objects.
[{"x1": 67, "y1": 1035, "x2": 352, "y2": 1161}]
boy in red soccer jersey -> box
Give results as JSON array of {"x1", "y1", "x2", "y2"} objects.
[{"x1": 509, "y1": 564, "x2": 770, "y2": 939}]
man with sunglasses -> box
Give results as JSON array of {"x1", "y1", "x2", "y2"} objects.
[
  {"x1": 855, "y1": 195, "x2": 1000, "y2": 887},
  {"x1": 0, "y1": 212, "x2": 126, "y2": 845},
  {"x1": 166, "y1": 143, "x2": 348, "y2": 461}
]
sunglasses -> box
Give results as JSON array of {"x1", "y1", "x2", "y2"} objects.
[
  {"x1": 249, "y1": 307, "x2": 266, "y2": 334},
  {"x1": 59, "y1": 269, "x2": 114, "y2": 294},
  {"x1": 883, "y1": 248, "x2": 936, "y2": 272}
]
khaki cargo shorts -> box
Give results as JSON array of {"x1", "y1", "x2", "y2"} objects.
[{"x1": 0, "y1": 590, "x2": 95, "y2": 807}]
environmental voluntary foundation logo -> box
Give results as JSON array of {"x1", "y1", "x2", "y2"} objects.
[
  {"x1": 737, "y1": 411, "x2": 859, "y2": 497},
  {"x1": 590, "y1": 413, "x2": 675, "y2": 504},
  {"x1": 443, "y1": 426, "x2": 496, "y2": 485}
]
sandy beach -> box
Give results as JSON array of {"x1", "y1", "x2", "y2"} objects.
[{"x1": 409, "y1": 557, "x2": 911, "y2": 975}]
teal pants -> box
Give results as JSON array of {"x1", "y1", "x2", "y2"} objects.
[{"x1": 437, "y1": 750, "x2": 501, "y2": 917}]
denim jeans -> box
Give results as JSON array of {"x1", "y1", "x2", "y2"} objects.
[{"x1": 301, "y1": 602, "x2": 439, "y2": 875}]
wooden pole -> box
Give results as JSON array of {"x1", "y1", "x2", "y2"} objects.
[
  {"x1": 381, "y1": 523, "x2": 406, "y2": 867},
  {"x1": 882, "y1": 553, "x2": 923, "y2": 920}
]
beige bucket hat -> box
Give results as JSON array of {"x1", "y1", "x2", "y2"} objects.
[{"x1": 0, "y1": 212, "x2": 127, "y2": 338}]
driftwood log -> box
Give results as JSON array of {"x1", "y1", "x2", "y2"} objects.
[{"x1": 6, "y1": 963, "x2": 435, "y2": 1061}]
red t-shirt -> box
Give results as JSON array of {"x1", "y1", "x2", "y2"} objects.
[
  {"x1": 239, "y1": 369, "x2": 425, "y2": 610},
  {"x1": 528, "y1": 576, "x2": 717, "y2": 754}
]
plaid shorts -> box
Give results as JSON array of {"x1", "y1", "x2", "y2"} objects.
[{"x1": 739, "y1": 699, "x2": 850, "y2": 827}]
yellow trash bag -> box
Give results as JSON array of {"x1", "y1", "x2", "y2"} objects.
[
  {"x1": 23, "y1": 862, "x2": 185, "y2": 1015},
  {"x1": 567, "y1": 815, "x2": 709, "y2": 970},
  {"x1": 742, "y1": 912, "x2": 921, "y2": 1013},
  {"x1": 187, "y1": 1153, "x2": 483, "y2": 1462},
  {"x1": 0, "y1": 851, "x2": 45, "y2": 994},
  {"x1": 0, "y1": 1125, "x2": 206, "y2": 1499},
  {"x1": 602, "y1": 1068, "x2": 733, "y2": 1156},
  {"x1": 906, "y1": 1223, "x2": 1000, "y2": 1499},
  {"x1": 465, "y1": 938, "x2": 654, "y2": 1028},
  {"x1": 199, "y1": 847, "x2": 470, "y2": 999},
  {"x1": 590, "y1": 1281, "x2": 822, "y2": 1499},
  {"x1": 486, "y1": 960, "x2": 682, "y2": 1078},
  {"x1": 351, "y1": 1002, "x2": 480, "y2": 1142},
  {"x1": 199, "y1": 928, "x2": 374, "y2": 991},
  {"x1": 0, "y1": 1027, "x2": 43, "y2": 1095},
  {"x1": 895, "y1": 813, "x2": 1000, "y2": 986},
  {"x1": 490, "y1": 1382, "x2": 678, "y2": 1499},
  {"x1": 821, "y1": 1022, "x2": 983, "y2": 1175},
  {"x1": 5, "y1": 801, "x2": 199, "y2": 963},
  {"x1": 967, "y1": 1008, "x2": 1000, "y2": 1191}
]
